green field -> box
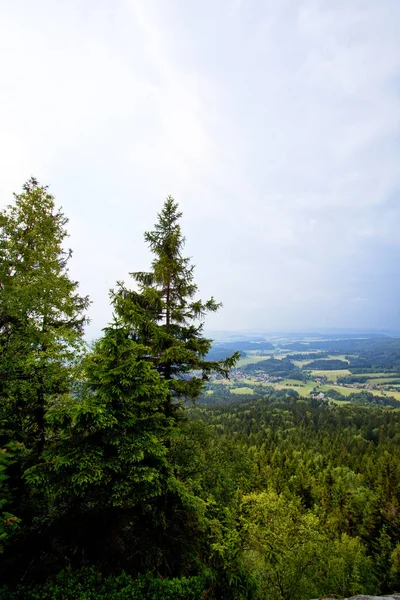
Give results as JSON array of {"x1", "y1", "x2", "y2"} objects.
[
  {"x1": 237, "y1": 377, "x2": 262, "y2": 385},
  {"x1": 274, "y1": 381, "x2": 316, "y2": 396},
  {"x1": 278, "y1": 379, "x2": 307, "y2": 386},
  {"x1": 320, "y1": 385, "x2": 355, "y2": 397},
  {"x1": 326, "y1": 385, "x2": 400, "y2": 402},
  {"x1": 368, "y1": 389, "x2": 400, "y2": 401},
  {"x1": 310, "y1": 369, "x2": 352, "y2": 381},
  {"x1": 288, "y1": 354, "x2": 349, "y2": 367},
  {"x1": 361, "y1": 372, "x2": 400, "y2": 378},
  {"x1": 215, "y1": 348, "x2": 400, "y2": 403},
  {"x1": 365, "y1": 376, "x2": 400, "y2": 384},
  {"x1": 210, "y1": 377, "x2": 400, "y2": 403},
  {"x1": 231, "y1": 387, "x2": 254, "y2": 395}
]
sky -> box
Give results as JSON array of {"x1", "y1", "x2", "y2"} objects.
[{"x1": 0, "y1": 0, "x2": 399, "y2": 337}]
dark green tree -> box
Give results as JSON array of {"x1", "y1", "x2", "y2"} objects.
[
  {"x1": 101, "y1": 197, "x2": 240, "y2": 576},
  {"x1": 112, "y1": 196, "x2": 238, "y2": 417},
  {"x1": 25, "y1": 323, "x2": 173, "y2": 573}
]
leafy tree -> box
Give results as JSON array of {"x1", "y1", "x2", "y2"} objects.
[
  {"x1": 321, "y1": 533, "x2": 375, "y2": 597},
  {"x1": 0, "y1": 177, "x2": 90, "y2": 454},
  {"x1": 112, "y1": 196, "x2": 238, "y2": 417},
  {"x1": 240, "y1": 490, "x2": 324, "y2": 600}
]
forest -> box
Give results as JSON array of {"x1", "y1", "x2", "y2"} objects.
[{"x1": 1, "y1": 179, "x2": 400, "y2": 599}]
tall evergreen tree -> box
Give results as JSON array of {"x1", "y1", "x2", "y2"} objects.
[
  {"x1": 112, "y1": 196, "x2": 238, "y2": 417},
  {"x1": 106, "y1": 196, "x2": 239, "y2": 576},
  {"x1": 0, "y1": 177, "x2": 90, "y2": 453}
]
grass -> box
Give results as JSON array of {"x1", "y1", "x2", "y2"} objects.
[
  {"x1": 238, "y1": 377, "x2": 265, "y2": 385},
  {"x1": 292, "y1": 360, "x2": 309, "y2": 367},
  {"x1": 331, "y1": 354, "x2": 350, "y2": 362},
  {"x1": 359, "y1": 372, "x2": 399, "y2": 378},
  {"x1": 310, "y1": 369, "x2": 351, "y2": 381},
  {"x1": 368, "y1": 389, "x2": 400, "y2": 401},
  {"x1": 274, "y1": 381, "x2": 316, "y2": 396},
  {"x1": 320, "y1": 384, "x2": 400, "y2": 402},
  {"x1": 365, "y1": 376, "x2": 400, "y2": 384},
  {"x1": 231, "y1": 387, "x2": 254, "y2": 395},
  {"x1": 320, "y1": 385, "x2": 355, "y2": 397}
]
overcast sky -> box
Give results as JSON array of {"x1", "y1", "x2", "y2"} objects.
[{"x1": 1, "y1": 0, "x2": 399, "y2": 337}]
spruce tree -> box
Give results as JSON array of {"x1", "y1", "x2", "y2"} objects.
[
  {"x1": 108, "y1": 196, "x2": 239, "y2": 576},
  {"x1": 0, "y1": 177, "x2": 90, "y2": 453},
  {"x1": 112, "y1": 196, "x2": 238, "y2": 417},
  {"x1": 24, "y1": 323, "x2": 173, "y2": 572}
]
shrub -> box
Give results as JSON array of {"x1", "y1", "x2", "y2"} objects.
[{"x1": 0, "y1": 569, "x2": 206, "y2": 600}]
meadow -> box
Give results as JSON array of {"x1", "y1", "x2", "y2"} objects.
[{"x1": 212, "y1": 345, "x2": 400, "y2": 404}]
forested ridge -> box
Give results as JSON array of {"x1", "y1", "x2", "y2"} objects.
[{"x1": 1, "y1": 179, "x2": 400, "y2": 599}]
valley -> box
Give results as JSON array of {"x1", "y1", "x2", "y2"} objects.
[{"x1": 204, "y1": 334, "x2": 400, "y2": 406}]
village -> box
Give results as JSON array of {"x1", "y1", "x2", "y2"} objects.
[{"x1": 208, "y1": 367, "x2": 400, "y2": 400}]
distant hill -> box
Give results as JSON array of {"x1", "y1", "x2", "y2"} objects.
[
  {"x1": 206, "y1": 347, "x2": 244, "y2": 361},
  {"x1": 244, "y1": 357, "x2": 305, "y2": 379},
  {"x1": 302, "y1": 359, "x2": 349, "y2": 370},
  {"x1": 217, "y1": 340, "x2": 274, "y2": 351},
  {"x1": 207, "y1": 340, "x2": 274, "y2": 361}
]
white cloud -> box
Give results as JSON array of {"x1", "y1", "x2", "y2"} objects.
[{"x1": 0, "y1": 0, "x2": 399, "y2": 334}]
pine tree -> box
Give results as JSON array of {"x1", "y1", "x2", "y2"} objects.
[
  {"x1": 0, "y1": 177, "x2": 90, "y2": 453},
  {"x1": 112, "y1": 196, "x2": 238, "y2": 417}
]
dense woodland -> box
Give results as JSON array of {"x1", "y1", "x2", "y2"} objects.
[{"x1": 1, "y1": 179, "x2": 400, "y2": 599}]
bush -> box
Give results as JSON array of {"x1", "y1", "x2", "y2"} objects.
[{"x1": 0, "y1": 569, "x2": 206, "y2": 600}]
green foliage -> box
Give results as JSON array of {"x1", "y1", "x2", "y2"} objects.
[
  {"x1": 302, "y1": 359, "x2": 349, "y2": 370},
  {"x1": 112, "y1": 196, "x2": 238, "y2": 417},
  {"x1": 0, "y1": 444, "x2": 23, "y2": 553},
  {"x1": 346, "y1": 390, "x2": 400, "y2": 407},
  {"x1": 0, "y1": 569, "x2": 206, "y2": 600},
  {"x1": 0, "y1": 177, "x2": 89, "y2": 453},
  {"x1": 28, "y1": 325, "x2": 171, "y2": 504},
  {"x1": 22, "y1": 323, "x2": 174, "y2": 574},
  {"x1": 240, "y1": 490, "x2": 324, "y2": 600},
  {"x1": 0, "y1": 178, "x2": 90, "y2": 578},
  {"x1": 324, "y1": 388, "x2": 346, "y2": 400},
  {"x1": 207, "y1": 502, "x2": 258, "y2": 600},
  {"x1": 191, "y1": 397, "x2": 400, "y2": 596},
  {"x1": 2, "y1": 182, "x2": 400, "y2": 599},
  {"x1": 389, "y1": 542, "x2": 400, "y2": 590},
  {"x1": 321, "y1": 534, "x2": 375, "y2": 597},
  {"x1": 245, "y1": 357, "x2": 300, "y2": 378}
]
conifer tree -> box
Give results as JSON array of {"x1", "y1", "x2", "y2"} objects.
[
  {"x1": 24, "y1": 323, "x2": 173, "y2": 572},
  {"x1": 112, "y1": 196, "x2": 238, "y2": 417},
  {"x1": 0, "y1": 177, "x2": 90, "y2": 453}
]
